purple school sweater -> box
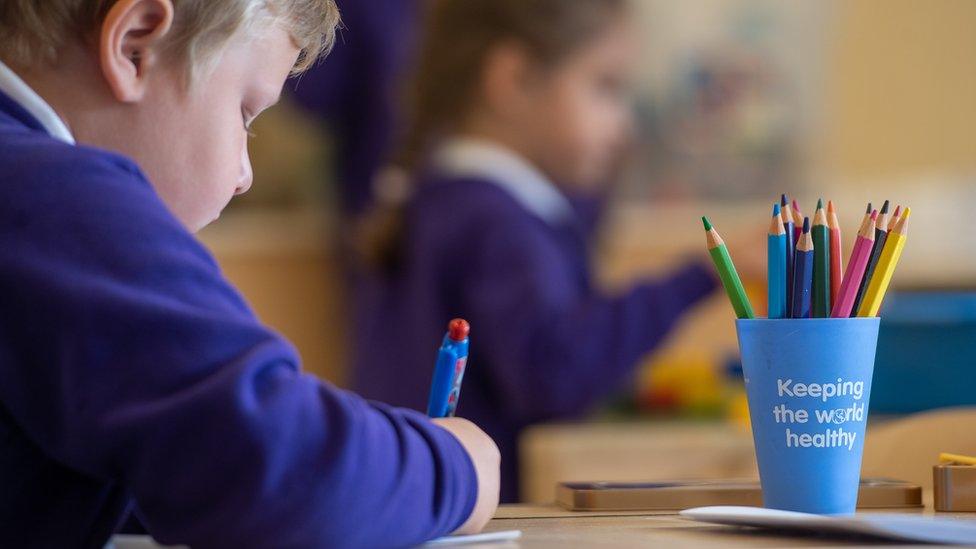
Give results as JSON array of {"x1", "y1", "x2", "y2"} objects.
[
  {"x1": 353, "y1": 174, "x2": 718, "y2": 502},
  {"x1": 0, "y1": 90, "x2": 476, "y2": 548}
]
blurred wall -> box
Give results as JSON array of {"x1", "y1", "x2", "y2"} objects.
[
  {"x1": 202, "y1": 0, "x2": 976, "y2": 392},
  {"x1": 822, "y1": 0, "x2": 976, "y2": 179}
]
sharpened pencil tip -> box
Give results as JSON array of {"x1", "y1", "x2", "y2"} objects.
[
  {"x1": 792, "y1": 198, "x2": 800, "y2": 210},
  {"x1": 901, "y1": 207, "x2": 911, "y2": 220},
  {"x1": 892, "y1": 205, "x2": 902, "y2": 217},
  {"x1": 773, "y1": 203, "x2": 780, "y2": 216},
  {"x1": 781, "y1": 194, "x2": 788, "y2": 206},
  {"x1": 802, "y1": 217, "x2": 810, "y2": 233},
  {"x1": 870, "y1": 209, "x2": 878, "y2": 220},
  {"x1": 866, "y1": 202, "x2": 873, "y2": 214},
  {"x1": 702, "y1": 216, "x2": 712, "y2": 231},
  {"x1": 827, "y1": 199, "x2": 835, "y2": 213},
  {"x1": 881, "y1": 200, "x2": 890, "y2": 214},
  {"x1": 816, "y1": 198, "x2": 823, "y2": 210}
]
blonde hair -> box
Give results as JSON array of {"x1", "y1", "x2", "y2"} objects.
[{"x1": 0, "y1": 0, "x2": 339, "y2": 75}]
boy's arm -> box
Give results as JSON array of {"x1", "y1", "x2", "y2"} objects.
[
  {"x1": 0, "y1": 153, "x2": 486, "y2": 548},
  {"x1": 463, "y1": 217, "x2": 716, "y2": 421}
]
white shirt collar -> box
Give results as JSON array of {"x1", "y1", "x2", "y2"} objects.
[
  {"x1": 0, "y1": 59, "x2": 75, "y2": 144},
  {"x1": 431, "y1": 137, "x2": 574, "y2": 226}
]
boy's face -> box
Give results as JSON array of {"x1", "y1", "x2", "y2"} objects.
[
  {"x1": 86, "y1": 23, "x2": 300, "y2": 232},
  {"x1": 520, "y1": 19, "x2": 638, "y2": 192}
]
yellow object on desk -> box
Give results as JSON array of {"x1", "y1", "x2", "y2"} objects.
[{"x1": 940, "y1": 452, "x2": 976, "y2": 466}]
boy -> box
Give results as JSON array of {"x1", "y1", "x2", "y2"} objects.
[{"x1": 0, "y1": 1, "x2": 498, "y2": 547}]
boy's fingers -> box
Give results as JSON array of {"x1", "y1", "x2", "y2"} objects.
[{"x1": 432, "y1": 418, "x2": 501, "y2": 534}]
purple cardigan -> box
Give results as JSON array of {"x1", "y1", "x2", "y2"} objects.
[
  {"x1": 353, "y1": 174, "x2": 718, "y2": 501},
  {"x1": 0, "y1": 91, "x2": 476, "y2": 548}
]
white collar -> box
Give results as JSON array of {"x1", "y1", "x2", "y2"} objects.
[
  {"x1": 431, "y1": 137, "x2": 574, "y2": 226},
  {"x1": 0, "y1": 59, "x2": 75, "y2": 144}
]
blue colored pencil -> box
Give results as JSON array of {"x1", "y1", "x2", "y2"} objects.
[
  {"x1": 780, "y1": 194, "x2": 795, "y2": 313},
  {"x1": 768, "y1": 203, "x2": 787, "y2": 319},
  {"x1": 791, "y1": 217, "x2": 814, "y2": 319}
]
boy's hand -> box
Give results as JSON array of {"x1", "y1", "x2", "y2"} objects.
[{"x1": 432, "y1": 417, "x2": 501, "y2": 535}]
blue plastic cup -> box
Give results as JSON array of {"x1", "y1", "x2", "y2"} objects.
[{"x1": 736, "y1": 318, "x2": 880, "y2": 515}]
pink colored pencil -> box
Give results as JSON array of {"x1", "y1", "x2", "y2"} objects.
[
  {"x1": 831, "y1": 210, "x2": 878, "y2": 318},
  {"x1": 827, "y1": 200, "x2": 843, "y2": 306}
]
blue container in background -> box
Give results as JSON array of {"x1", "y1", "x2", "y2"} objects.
[
  {"x1": 873, "y1": 292, "x2": 976, "y2": 413},
  {"x1": 736, "y1": 318, "x2": 880, "y2": 515}
]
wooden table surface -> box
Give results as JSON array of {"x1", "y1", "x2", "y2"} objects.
[{"x1": 467, "y1": 503, "x2": 975, "y2": 548}]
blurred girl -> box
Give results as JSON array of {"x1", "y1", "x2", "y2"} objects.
[{"x1": 355, "y1": 0, "x2": 718, "y2": 502}]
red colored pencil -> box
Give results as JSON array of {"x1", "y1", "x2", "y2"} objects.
[
  {"x1": 827, "y1": 200, "x2": 843, "y2": 306},
  {"x1": 791, "y1": 199, "x2": 804, "y2": 243},
  {"x1": 831, "y1": 210, "x2": 877, "y2": 318},
  {"x1": 888, "y1": 205, "x2": 902, "y2": 232}
]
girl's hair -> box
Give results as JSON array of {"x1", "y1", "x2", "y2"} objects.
[
  {"x1": 0, "y1": 0, "x2": 340, "y2": 77},
  {"x1": 359, "y1": 0, "x2": 625, "y2": 273}
]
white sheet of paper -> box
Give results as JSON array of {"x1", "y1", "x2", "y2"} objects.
[
  {"x1": 110, "y1": 530, "x2": 523, "y2": 549},
  {"x1": 681, "y1": 506, "x2": 976, "y2": 545},
  {"x1": 424, "y1": 529, "x2": 522, "y2": 546}
]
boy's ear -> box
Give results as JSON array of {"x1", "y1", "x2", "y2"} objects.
[
  {"x1": 99, "y1": 0, "x2": 175, "y2": 102},
  {"x1": 480, "y1": 42, "x2": 534, "y2": 119}
]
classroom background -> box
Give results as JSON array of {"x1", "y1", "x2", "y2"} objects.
[{"x1": 198, "y1": 0, "x2": 976, "y2": 501}]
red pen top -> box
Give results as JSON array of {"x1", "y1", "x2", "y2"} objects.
[{"x1": 448, "y1": 318, "x2": 470, "y2": 341}]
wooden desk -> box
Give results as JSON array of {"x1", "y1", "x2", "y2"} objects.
[
  {"x1": 519, "y1": 422, "x2": 758, "y2": 503},
  {"x1": 475, "y1": 503, "x2": 974, "y2": 548}
]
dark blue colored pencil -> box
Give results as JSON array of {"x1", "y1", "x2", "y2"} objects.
[
  {"x1": 791, "y1": 217, "x2": 814, "y2": 319},
  {"x1": 781, "y1": 194, "x2": 795, "y2": 313}
]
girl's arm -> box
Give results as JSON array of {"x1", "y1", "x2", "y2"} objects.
[{"x1": 464, "y1": 216, "x2": 716, "y2": 421}]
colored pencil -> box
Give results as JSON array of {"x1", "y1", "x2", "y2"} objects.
[
  {"x1": 857, "y1": 207, "x2": 911, "y2": 317},
  {"x1": 791, "y1": 217, "x2": 814, "y2": 319},
  {"x1": 791, "y1": 199, "x2": 804, "y2": 243},
  {"x1": 831, "y1": 209, "x2": 877, "y2": 318},
  {"x1": 812, "y1": 199, "x2": 831, "y2": 317},
  {"x1": 703, "y1": 217, "x2": 755, "y2": 319},
  {"x1": 888, "y1": 205, "x2": 902, "y2": 232},
  {"x1": 780, "y1": 194, "x2": 795, "y2": 313},
  {"x1": 852, "y1": 200, "x2": 890, "y2": 314},
  {"x1": 767, "y1": 204, "x2": 787, "y2": 319},
  {"x1": 827, "y1": 200, "x2": 843, "y2": 306}
]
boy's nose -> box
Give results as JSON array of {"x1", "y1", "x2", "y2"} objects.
[
  {"x1": 236, "y1": 148, "x2": 253, "y2": 195},
  {"x1": 235, "y1": 176, "x2": 253, "y2": 195}
]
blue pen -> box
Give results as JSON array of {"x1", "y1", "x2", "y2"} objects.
[{"x1": 426, "y1": 318, "x2": 470, "y2": 418}]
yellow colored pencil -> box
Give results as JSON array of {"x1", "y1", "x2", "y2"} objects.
[{"x1": 856, "y1": 207, "x2": 911, "y2": 317}]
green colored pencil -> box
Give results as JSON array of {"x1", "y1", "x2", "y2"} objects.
[
  {"x1": 812, "y1": 199, "x2": 831, "y2": 317},
  {"x1": 703, "y1": 216, "x2": 755, "y2": 319}
]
